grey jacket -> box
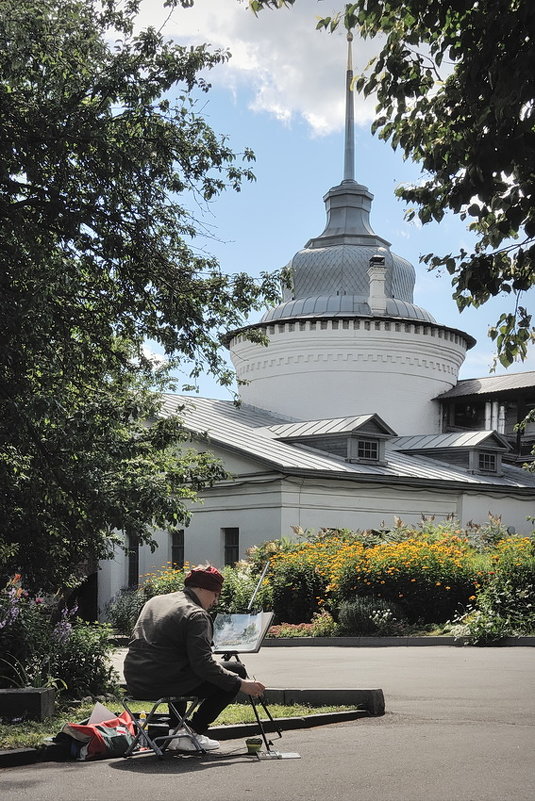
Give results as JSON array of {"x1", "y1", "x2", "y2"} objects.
[{"x1": 123, "y1": 587, "x2": 241, "y2": 698}]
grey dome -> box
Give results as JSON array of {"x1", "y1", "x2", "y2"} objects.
[
  {"x1": 261, "y1": 179, "x2": 436, "y2": 325},
  {"x1": 262, "y1": 295, "x2": 436, "y2": 323}
]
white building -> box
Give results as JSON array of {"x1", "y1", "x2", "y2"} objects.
[{"x1": 97, "y1": 36, "x2": 535, "y2": 617}]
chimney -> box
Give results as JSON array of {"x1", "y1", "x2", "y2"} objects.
[{"x1": 368, "y1": 254, "x2": 387, "y2": 315}]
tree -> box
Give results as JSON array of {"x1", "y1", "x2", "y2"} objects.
[
  {"x1": 249, "y1": 0, "x2": 535, "y2": 368},
  {"x1": 0, "y1": 0, "x2": 280, "y2": 592}
]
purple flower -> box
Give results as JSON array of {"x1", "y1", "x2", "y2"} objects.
[{"x1": 52, "y1": 619, "x2": 73, "y2": 643}]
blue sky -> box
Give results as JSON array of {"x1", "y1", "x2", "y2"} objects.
[{"x1": 140, "y1": 0, "x2": 535, "y2": 400}]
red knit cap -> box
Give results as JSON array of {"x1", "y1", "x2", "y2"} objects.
[{"x1": 184, "y1": 565, "x2": 224, "y2": 592}]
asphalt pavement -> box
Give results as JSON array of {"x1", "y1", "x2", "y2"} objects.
[{"x1": 1, "y1": 646, "x2": 534, "y2": 801}]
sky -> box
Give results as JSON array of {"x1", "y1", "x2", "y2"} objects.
[{"x1": 138, "y1": 0, "x2": 535, "y2": 400}]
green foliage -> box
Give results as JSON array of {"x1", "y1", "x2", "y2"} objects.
[
  {"x1": 49, "y1": 621, "x2": 118, "y2": 699},
  {"x1": 0, "y1": 575, "x2": 118, "y2": 696},
  {"x1": 105, "y1": 588, "x2": 145, "y2": 637},
  {"x1": 270, "y1": 562, "x2": 327, "y2": 624},
  {"x1": 334, "y1": 536, "x2": 478, "y2": 623},
  {"x1": 264, "y1": 521, "x2": 535, "y2": 627},
  {"x1": 337, "y1": 596, "x2": 406, "y2": 636},
  {"x1": 309, "y1": 609, "x2": 339, "y2": 637},
  {"x1": 215, "y1": 564, "x2": 272, "y2": 614},
  {"x1": 140, "y1": 566, "x2": 186, "y2": 599},
  {"x1": 0, "y1": 0, "x2": 281, "y2": 594},
  {"x1": 245, "y1": 537, "x2": 298, "y2": 574},
  {"x1": 452, "y1": 537, "x2": 535, "y2": 643},
  {"x1": 0, "y1": 576, "x2": 68, "y2": 687},
  {"x1": 249, "y1": 0, "x2": 535, "y2": 367},
  {"x1": 464, "y1": 515, "x2": 517, "y2": 551}
]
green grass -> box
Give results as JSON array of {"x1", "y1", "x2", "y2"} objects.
[{"x1": 0, "y1": 700, "x2": 354, "y2": 751}]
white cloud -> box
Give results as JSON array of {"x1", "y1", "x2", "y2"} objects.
[
  {"x1": 137, "y1": 0, "x2": 381, "y2": 136},
  {"x1": 142, "y1": 345, "x2": 168, "y2": 369}
]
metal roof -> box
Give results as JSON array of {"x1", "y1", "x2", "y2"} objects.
[
  {"x1": 391, "y1": 431, "x2": 510, "y2": 452},
  {"x1": 438, "y1": 371, "x2": 535, "y2": 399},
  {"x1": 264, "y1": 414, "x2": 396, "y2": 438},
  {"x1": 158, "y1": 394, "x2": 535, "y2": 490}
]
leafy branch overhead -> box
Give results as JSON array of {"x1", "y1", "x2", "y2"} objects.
[
  {"x1": 248, "y1": 0, "x2": 535, "y2": 367},
  {"x1": 0, "y1": 0, "x2": 280, "y2": 591}
]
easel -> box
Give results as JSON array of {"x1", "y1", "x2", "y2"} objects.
[
  {"x1": 217, "y1": 564, "x2": 299, "y2": 759},
  {"x1": 220, "y1": 649, "x2": 282, "y2": 754}
]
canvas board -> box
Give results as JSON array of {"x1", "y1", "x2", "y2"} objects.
[{"x1": 212, "y1": 611, "x2": 274, "y2": 654}]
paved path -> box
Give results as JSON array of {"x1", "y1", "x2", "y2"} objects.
[{"x1": 2, "y1": 647, "x2": 534, "y2": 801}]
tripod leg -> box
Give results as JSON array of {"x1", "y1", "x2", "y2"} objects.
[
  {"x1": 249, "y1": 696, "x2": 275, "y2": 751},
  {"x1": 222, "y1": 653, "x2": 281, "y2": 746},
  {"x1": 256, "y1": 696, "x2": 282, "y2": 739}
]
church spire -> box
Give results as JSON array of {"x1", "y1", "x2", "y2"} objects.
[{"x1": 343, "y1": 31, "x2": 355, "y2": 182}]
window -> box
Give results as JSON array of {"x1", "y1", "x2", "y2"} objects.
[
  {"x1": 171, "y1": 530, "x2": 184, "y2": 569},
  {"x1": 127, "y1": 535, "x2": 139, "y2": 588},
  {"x1": 357, "y1": 439, "x2": 379, "y2": 461},
  {"x1": 453, "y1": 401, "x2": 486, "y2": 429},
  {"x1": 223, "y1": 527, "x2": 240, "y2": 566},
  {"x1": 478, "y1": 452, "x2": 497, "y2": 473},
  {"x1": 347, "y1": 436, "x2": 384, "y2": 463}
]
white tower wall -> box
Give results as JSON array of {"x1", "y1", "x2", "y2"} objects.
[{"x1": 230, "y1": 317, "x2": 468, "y2": 433}]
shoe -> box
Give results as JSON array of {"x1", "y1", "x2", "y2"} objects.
[{"x1": 167, "y1": 727, "x2": 220, "y2": 752}]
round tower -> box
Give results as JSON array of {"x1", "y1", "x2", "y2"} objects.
[{"x1": 228, "y1": 33, "x2": 474, "y2": 434}]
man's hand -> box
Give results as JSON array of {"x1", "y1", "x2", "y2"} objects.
[{"x1": 240, "y1": 678, "x2": 266, "y2": 698}]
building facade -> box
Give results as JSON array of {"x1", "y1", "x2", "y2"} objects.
[{"x1": 97, "y1": 36, "x2": 535, "y2": 617}]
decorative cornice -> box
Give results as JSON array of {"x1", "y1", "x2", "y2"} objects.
[{"x1": 226, "y1": 316, "x2": 476, "y2": 350}]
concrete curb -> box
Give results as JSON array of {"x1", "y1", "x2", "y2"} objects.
[
  {"x1": 261, "y1": 636, "x2": 535, "y2": 647},
  {"x1": 0, "y1": 687, "x2": 381, "y2": 768}
]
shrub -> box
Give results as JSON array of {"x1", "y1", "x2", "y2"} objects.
[
  {"x1": 335, "y1": 536, "x2": 477, "y2": 623},
  {"x1": 337, "y1": 596, "x2": 407, "y2": 636},
  {"x1": 49, "y1": 620, "x2": 119, "y2": 698},
  {"x1": 267, "y1": 622, "x2": 313, "y2": 638},
  {"x1": 309, "y1": 609, "x2": 339, "y2": 637},
  {"x1": 215, "y1": 563, "x2": 272, "y2": 614},
  {"x1": 465, "y1": 514, "x2": 514, "y2": 551},
  {"x1": 0, "y1": 575, "x2": 119, "y2": 697},
  {"x1": 0, "y1": 575, "x2": 73, "y2": 688},
  {"x1": 270, "y1": 562, "x2": 327, "y2": 623},
  {"x1": 140, "y1": 563, "x2": 186, "y2": 598},
  {"x1": 105, "y1": 587, "x2": 145, "y2": 635}
]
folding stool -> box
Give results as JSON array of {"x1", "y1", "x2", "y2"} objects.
[{"x1": 121, "y1": 695, "x2": 203, "y2": 759}]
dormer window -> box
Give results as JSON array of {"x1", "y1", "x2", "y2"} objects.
[
  {"x1": 478, "y1": 452, "x2": 498, "y2": 474},
  {"x1": 467, "y1": 448, "x2": 502, "y2": 475},
  {"x1": 268, "y1": 413, "x2": 395, "y2": 465},
  {"x1": 348, "y1": 435, "x2": 385, "y2": 464},
  {"x1": 391, "y1": 431, "x2": 509, "y2": 477},
  {"x1": 357, "y1": 439, "x2": 379, "y2": 461}
]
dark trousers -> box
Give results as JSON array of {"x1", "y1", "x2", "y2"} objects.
[{"x1": 170, "y1": 661, "x2": 247, "y2": 735}]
